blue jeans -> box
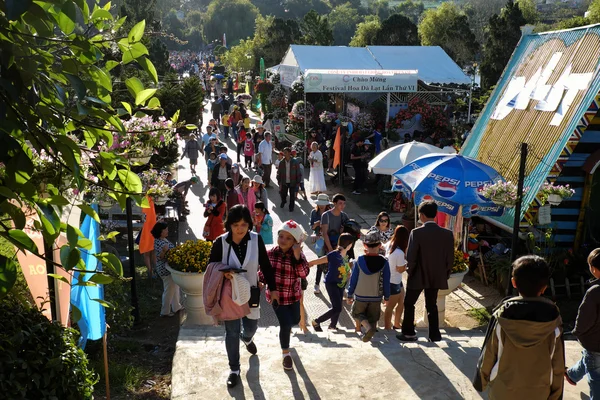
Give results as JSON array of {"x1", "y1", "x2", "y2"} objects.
[
  {"x1": 224, "y1": 317, "x2": 258, "y2": 371},
  {"x1": 231, "y1": 125, "x2": 238, "y2": 141},
  {"x1": 315, "y1": 282, "x2": 344, "y2": 328},
  {"x1": 568, "y1": 349, "x2": 600, "y2": 399}
]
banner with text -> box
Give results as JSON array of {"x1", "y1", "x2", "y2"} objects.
[{"x1": 304, "y1": 69, "x2": 418, "y2": 93}]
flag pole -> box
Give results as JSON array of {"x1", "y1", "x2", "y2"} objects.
[{"x1": 103, "y1": 329, "x2": 110, "y2": 400}]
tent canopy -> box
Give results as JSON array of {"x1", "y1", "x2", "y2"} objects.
[
  {"x1": 276, "y1": 45, "x2": 469, "y2": 87},
  {"x1": 367, "y1": 46, "x2": 471, "y2": 85}
]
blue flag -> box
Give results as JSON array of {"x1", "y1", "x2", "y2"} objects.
[{"x1": 71, "y1": 204, "x2": 106, "y2": 349}]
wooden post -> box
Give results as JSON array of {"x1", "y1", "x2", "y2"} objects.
[
  {"x1": 126, "y1": 198, "x2": 140, "y2": 324},
  {"x1": 103, "y1": 331, "x2": 110, "y2": 400}
]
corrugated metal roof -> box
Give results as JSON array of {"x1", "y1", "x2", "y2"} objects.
[{"x1": 461, "y1": 24, "x2": 600, "y2": 226}]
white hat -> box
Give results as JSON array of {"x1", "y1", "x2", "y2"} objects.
[
  {"x1": 315, "y1": 193, "x2": 331, "y2": 206},
  {"x1": 278, "y1": 220, "x2": 307, "y2": 243},
  {"x1": 231, "y1": 274, "x2": 251, "y2": 306},
  {"x1": 364, "y1": 139, "x2": 372, "y2": 145},
  {"x1": 252, "y1": 175, "x2": 264, "y2": 185}
]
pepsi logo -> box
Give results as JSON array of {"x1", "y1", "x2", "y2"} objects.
[
  {"x1": 422, "y1": 195, "x2": 434, "y2": 201},
  {"x1": 470, "y1": 205, "x2": 479, "y2": 215},
  {"x1": 477, "y1": 187, "x2": 489, "y2": 201},
  {"x1": 435, "y1": 181, "x2": 458, "y2": 199}
]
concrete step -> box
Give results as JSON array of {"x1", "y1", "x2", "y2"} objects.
[{"x1": 171, "y1": 325, "x2": 588, "y2": 400}]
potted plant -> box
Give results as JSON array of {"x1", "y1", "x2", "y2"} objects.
[
  {"x1": 139, "y1": 169, "x2": 173, "y2": 205},
  {"x1": 105, "y1": 116, "x2": 174, "y2": 163},
  {"x1": 418, "y1": 249, "x2": 469, "y2": 329},
  {"x1": 354, "y1": 112, "x2": 376, "y2": 133},
  {"x1": 166, "y1": 240, "x2": 213, "y2": 326},
  {"x1": 319, "y1": 111, "x2": 337, "y2": 124},
  {"x1": 539, "y1": 182, "x2": 575, "y2": 206},
  {"x1": 290, "y1": 100, "x2": 314, "y2": 122},
  {"x1": 481, "y1": 181, "x2": 526, "y2": 207}
]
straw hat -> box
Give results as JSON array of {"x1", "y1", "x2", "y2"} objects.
[{"x1": 315, "y1": 194, "x2": 331, "y2": 206}]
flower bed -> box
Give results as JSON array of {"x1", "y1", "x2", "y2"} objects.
[
  {"x1": 388, "y1": 97, "x2": 448, "y2": 133},
  {"x1": 452, "y1": 249, "x2": 469, "y2": 274}
]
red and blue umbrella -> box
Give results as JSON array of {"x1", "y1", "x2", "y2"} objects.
[{"x1": 393, "y1": 154, "x2": 506, "y2": 217}]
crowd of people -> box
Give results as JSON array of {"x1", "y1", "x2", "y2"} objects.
[{"x1": 146, "y1": 84, "x2": 600, "y2": 399}]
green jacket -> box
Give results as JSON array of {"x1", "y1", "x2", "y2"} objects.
[{"x1": 473, "y1": 296, "x2": 564, "y2": 400}]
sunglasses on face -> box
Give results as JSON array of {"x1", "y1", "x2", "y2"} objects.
[{"x1": 380, "y1": 219, "x2": 389, "y2": 223}]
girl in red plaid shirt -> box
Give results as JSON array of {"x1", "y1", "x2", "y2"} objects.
[{"x1": 260, "y1": 219, "x2": 309, "y2": 371}]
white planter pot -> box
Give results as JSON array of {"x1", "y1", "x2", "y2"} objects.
[
  {"x1": 99, "y1": 200, "x2": 114, "y2": 209},
  {"x1": 547, "y1": 194, "x2": 563, "y2": 206},
  {"x1": 166, "y1": 266, "x2": 213, "y2": 326},
  {"x1": 417, "y1": 268, "x2": 468, "y2": 328},
  {"x1": 154, "y1": 196, "x2": 169, "y2": 205},
  {"x1": 130, "y1": 154, "x2": 152, "y2": 164}
]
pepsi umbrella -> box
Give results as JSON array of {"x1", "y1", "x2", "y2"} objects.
[{"x1": 392, "y1": 154, "x2": 506, "y2": 218}]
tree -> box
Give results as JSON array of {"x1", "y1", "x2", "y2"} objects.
[
  {"x1": 367, "y1": 0, "x2": 391, "y2": 21},
  {"x1": 255, "y1": 17, "x2": 302, "y2": 67},
  {"x1": 462, "y1": 0, "x2": 507, "y2": 44},
  {"x1": 329, "y1": 3, "x2": 363, "y2": 45},
  {"x1": 392, "y1": 0, "x2": 425, "y2": 25},
  {"x1": 0, "y1": 1, "x2": 167, "y2": 305},
  {"x1": 282, "y1": 0, "x2": 332, "y2": 20},
  {"x1": 419, "y1": 3, "x2": 479, "y2": 66},
  {"x1": 162, "y1": 9, "x2": 186, "y2": 47},
  {"x1": 301, "y1": 10, "x2": 334, "y2": 46},
  {"x1": 185, "y1": 10, "x2": 203, "y2": 28},
  {"x1": 516, "y1": 0, "x2": 539, "y2": 24},
  {"x1": 222, "y1": 38, "x2": 258, "y2": 71},
  {"x1": 373, "y1": 14, "x2": 419, "y2": 46},
  {"x1": 480, "y1": 0, "x2": 526, "y2": 89},
  {"x1": 589, "y1": 0, "x2": 600, "y2": 23},
  {"x1": 350, "y1": 15, "x2": 381, "y2": 47},
  {"x1": 203, "y1": 0, "x2": 259, "y2": 44}
]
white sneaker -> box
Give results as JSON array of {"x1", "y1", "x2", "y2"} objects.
[{"x1": 314, "y1": 284, "x2": 321, "y2": 294}]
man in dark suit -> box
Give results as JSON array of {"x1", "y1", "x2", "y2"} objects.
[
  {"x1": 277, "y1": 147, "x2": 302, "y2": 212},
  {"x1": 397, "y1": 201, "x2": 454, "y2": 342}
]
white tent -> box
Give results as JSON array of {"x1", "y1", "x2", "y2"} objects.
[
  {"x1": 369, "y1": 141, "x2": 456, "y2": 175},
  {"x1": 276, "y1": 45, "x2": 469, "y2": 87}
]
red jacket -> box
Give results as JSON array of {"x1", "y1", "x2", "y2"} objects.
[{"x1": 203, "y1": 201, "x2": 226, "y2": 241}]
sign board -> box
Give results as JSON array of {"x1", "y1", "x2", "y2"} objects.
[
  {"x1": 279, "y1": 65, "x2": 301, "y2": 87},
  {"x1": 304, "y1": 69, "x2": 418, "y2": 93},
  {"x1": 538, "y1": 205, "x2": 551, "y2": 225}
]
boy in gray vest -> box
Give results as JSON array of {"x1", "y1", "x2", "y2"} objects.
[{"x1": 347, "y1": 231, "x2": 390, "y2": 342}]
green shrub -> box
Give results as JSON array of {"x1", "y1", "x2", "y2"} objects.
[
  {"x1": 104, "y1": 276, "x2": 134, "y2": 335},
  {"x1": 0, "y1": 298, "x2": 98, "y2": 399}
]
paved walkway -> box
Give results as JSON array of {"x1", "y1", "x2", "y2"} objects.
[
  {"x1": 171, "y1": 106, "x2": 589, "y2": 399},
  {"x1": 171, "y1": 326, "x2": 588, "y2": 400}
]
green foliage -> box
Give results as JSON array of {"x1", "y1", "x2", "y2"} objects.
[
  {"x1": 329, "y1": 3, "x2": 364, "y2": 46},
  {"x1": 480, "y1": 0, "x2": 526, "y2": 89},
  {"x1": 0, "y1": 297, "x2": 98, "y2": 399},
  {"x1": 374, "y1": 13, "x2": 419, "y2": 46},
  {"x1": 468, "y1": 307, "x2": 492, "y2": 326},
  {"x1": 255, "y1": 17, "x2": 302, "y2": 68},
  {"x1": 350, "y1": 15, "x2": 381, "y2": 47},
  {"x1": 222, "y1": 38, "x2": 258, "y2": 72},
  {"x1": 392, "y1": 0, "x2": 425, "y2": 25},
  {"x1": 103, "y1": 274, "x2": 134, "y2": 335},
  {"x1": 203, "y1": 0, "x2": 259, "y2": 45},
  {"x1": 462, "y1": 0, "x2": 508, "y2": 44},
  {"x1": 281, "y1": 0, "x2": 332, "y2": 20},
  {"x1": 0, "y1": 0, "x2": 168, "y2": 298},
  {"x1": 419, "y1": 2, "x2": 478, "y2": 66},
  {"x1": 516, "y1": 0, "x2": 539, "y2": 24},
  {"x1": 367, "y1": 0, "x2": 391, "y2": 21},
  {"x1": 589, "y1": 0, "x2": 600, "y2": 23},
  {"x1": 301, "y1": 10, "x2": 335, "y2": 46}
]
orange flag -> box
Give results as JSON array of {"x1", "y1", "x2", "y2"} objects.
[
  {"x1": 140, "y1": 196, "x2": 156, "y2": 254},
  {"x1": 333, "y1": 127, "x2": 342, "y2": 169}
]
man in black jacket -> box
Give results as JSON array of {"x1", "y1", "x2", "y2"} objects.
[{"x1": 211, "y1": 153, "x2": 231, "y2": 193}]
